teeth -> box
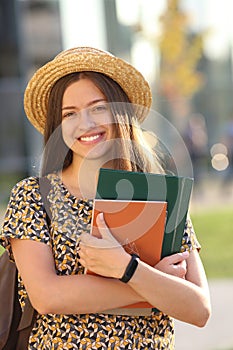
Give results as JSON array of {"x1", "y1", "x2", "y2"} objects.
[{"x1": 80, "y1": 134, "x2": 101, "y2": 142}]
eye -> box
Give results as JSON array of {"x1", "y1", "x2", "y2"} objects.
[
  {"x1": 90, "y1": 103, "x2": 108, "y2": 114},
  {"x1": 62, "y1": 111, "x2": 78, "y2": 119}
]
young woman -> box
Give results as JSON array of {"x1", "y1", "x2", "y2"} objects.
[{"x1": 0, "y1": 47, "x2": 211, "y2": 349}]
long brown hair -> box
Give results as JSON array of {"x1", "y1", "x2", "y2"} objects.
[{"x1": 41, "y1": 72, "x2": 163, "y2": 176}]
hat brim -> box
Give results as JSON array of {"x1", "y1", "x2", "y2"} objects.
[{"x1": 24, "y1": 47, "x2": 152, "y2": 134}]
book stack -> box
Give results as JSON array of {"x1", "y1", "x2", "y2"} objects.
[{"x1": 88, "y1": 168, "x2": 193, "y2": 314}]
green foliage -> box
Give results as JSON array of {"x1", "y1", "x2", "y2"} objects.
[
  {"x1": 158, "y1": 0, "x2": 205, "y2": 98},
  {"x1": 191, "y1": 207, "x2": 233, "y2": 279}
]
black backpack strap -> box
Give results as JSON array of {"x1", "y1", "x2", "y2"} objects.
[{"x1": 38, "y1": 176, "x2": 52, "y2": 225}]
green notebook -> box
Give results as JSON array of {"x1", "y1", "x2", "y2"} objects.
[{"x1": 96, "y1": 168, "x2": 193, "y2": 258}]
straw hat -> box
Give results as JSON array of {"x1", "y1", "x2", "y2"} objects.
[{"x1": 24, "y1": 47, "x2": 152, "y2": 134}]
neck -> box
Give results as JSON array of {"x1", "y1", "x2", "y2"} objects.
[{"x1": 61, "y1": 156, "x2": 114, "y2": 199}]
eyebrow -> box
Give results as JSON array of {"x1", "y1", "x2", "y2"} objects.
[{"x1": 62, "y1": 98, "x2": 107, "y2": 111}]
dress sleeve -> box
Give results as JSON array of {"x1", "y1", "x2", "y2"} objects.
[
  {"x1": 0, "y1": 177, "x2": 51, "y2": 260},
  {"x1": 181, "y1": 213, "x2": 201, "y2": 252}
]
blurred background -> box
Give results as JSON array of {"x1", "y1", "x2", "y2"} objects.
[{"x1": 0, "y1": 0, "x2": 232, "y2": 349}]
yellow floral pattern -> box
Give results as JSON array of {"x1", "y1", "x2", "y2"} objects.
[{"x1": 0, "y1": 174, "x2": 200, "y2": 349}]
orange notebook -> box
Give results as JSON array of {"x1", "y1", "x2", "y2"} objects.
[{"x1": 87, "y1": 199, "x2": 167, "y2": 309}]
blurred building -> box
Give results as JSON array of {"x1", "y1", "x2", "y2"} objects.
[
  {"x1": 0, "y1": 0, "x2": 132, "y2": 203},
  {"x1": 0, "y1": 0, "x2": 63, "y2": 202},
  {"x1": 0, "y1": 0, "x2": 233, "y2": 203}
]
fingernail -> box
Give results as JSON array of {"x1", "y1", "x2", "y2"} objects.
[
  {"x1": 97, "y1": 212, "x2": 104, "y2": 221},
  {"x1": 182, "y1": 251, "x2": 189, "y2": 257}
]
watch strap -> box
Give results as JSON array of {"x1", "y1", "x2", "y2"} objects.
[{"x1": 119, "y1": 254, "x2": 139, "y2": 283}]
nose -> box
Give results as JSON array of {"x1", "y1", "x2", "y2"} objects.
[{"x1": 78, "y1": 108, "x2": 96, "y2": 130}]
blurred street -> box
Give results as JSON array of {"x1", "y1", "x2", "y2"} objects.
[
  {"x1": 190, "y1": 176, "x2": 233, "y2": 211},
  {"x1": 175, "y1": 279, "x2": 233, "y2": 350}
]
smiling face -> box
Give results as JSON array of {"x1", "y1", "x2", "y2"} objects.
[{"x1": 61, "y1": 78, "x2": 116, "y2": 165}]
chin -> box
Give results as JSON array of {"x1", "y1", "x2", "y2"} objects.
[{"x1": 73, "y1": 143, "x2": 114, "y2": 161}]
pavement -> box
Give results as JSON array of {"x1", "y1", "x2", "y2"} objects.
[{"x1": 175, "y1": 279, "x2": 233, "y2": 350}]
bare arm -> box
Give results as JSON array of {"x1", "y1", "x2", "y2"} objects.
[
  {"x1": 79, "y1": 213, "x2": 211, "y2": 327},
  {"x1": 10, "y1": 238, "x2": 144, "y2": 315},
  {"x1": 127, "y1": 249, "x2": 211, "y2": 327}
]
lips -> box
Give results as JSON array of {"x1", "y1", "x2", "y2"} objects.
[{"x1": 77, "y1": 132, "x2": 105, "y2": 144}]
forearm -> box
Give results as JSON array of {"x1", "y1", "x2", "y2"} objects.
[
  {"x1": 32, "y1": 273, "x2": 144, "y2": 315},
  {"x1": 128, "y1": 260, "x2": 210, "y2": 327},
  {"x1": 10, "y1": 238, "x2": 143, "y2": 315}
]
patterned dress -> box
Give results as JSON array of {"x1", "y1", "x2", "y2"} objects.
[{"x1": 0, "y1": 173, "x2": 200, "y2": 349}]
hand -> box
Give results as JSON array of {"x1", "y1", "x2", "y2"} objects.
[
  {"x1": 79, "y1": 213, "x2": 131, "y2": 278},
  {"x1": 155, "y1": 251, "x2": 189, "y2": 279}
]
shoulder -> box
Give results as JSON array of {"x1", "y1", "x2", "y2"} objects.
[
  {"x1": 1, "y1": 176, "x2": 51, "y2": 248},
  {"x1": 10, "y1": 175, "x2": 56, "y2": 206},
  {"x1": 10, "y1": 176, "x2": 39, "y2": 197},
  {"x1": 8, "y1": 176, "x2": 45, "y2": 208},
  {"x1": 13, "y1": 176, "x2": 39, "y2": 189},
  {"x1": 12, "y1": 176, "x2": 39, "y2": 188}
]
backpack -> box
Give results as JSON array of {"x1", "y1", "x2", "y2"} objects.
[{"x1": 0, "y1": 177, "x2": 51, "y2": 350}]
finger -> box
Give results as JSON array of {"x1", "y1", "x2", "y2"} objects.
[
  {"x1": 80, "y1": 232, "x2": 92, "y2": 246},
  {"x1": 96, "y1": 213, "x2": 109, "y2": 237},
  {"x1": 170, "y1": 251, "x2": 189, "y2": 265},
  {"x1": 78, "y1": 245, "x2": 87, "y2": 259},
  {"x1": 174, "y1": 260, "x2": 187, "y2": 278},
  {"x1": 96, "y1": 213, "x2": 119, "y2": 246},
  {"x1": 78, "y1": 257, "x2": 87, "y2": 268}
]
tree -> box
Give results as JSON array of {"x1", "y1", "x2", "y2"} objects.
[{"x1": 158, "y1": 0, "x2": 204, "y2": 106}]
